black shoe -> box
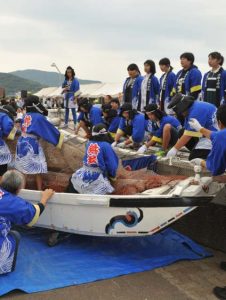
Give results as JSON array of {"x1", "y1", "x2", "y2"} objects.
[
  {"x1": 221, "y1": 262, "x2": 226, "y2": 271},
  {"x1": 213, "y1": 287, "x2": 226, "y2": 299}
]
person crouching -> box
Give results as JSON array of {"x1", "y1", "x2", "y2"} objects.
[
  {"x1": 137, "y1": 104, "x2": 181, "y2": 156},
  {"x1": 0, "y1": 170, "x2": 54, "y2": 275},
  {"x1": 68, "y1": 124, "x2": 119, "y2": 195},
  {"x1": 75, "y1": 98, "x2": 103, "y2": 138},
  {"x1": 112, "y1": 103, "x2": 146, "y2": 149}
]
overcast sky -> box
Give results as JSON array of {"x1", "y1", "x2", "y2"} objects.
[{"x1": 0, "y1": 0, "x2": 226, "y2": 82}]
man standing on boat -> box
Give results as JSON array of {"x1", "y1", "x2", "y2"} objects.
[{"x1": 187, "y1": 104, "x2": 226, "y2": 299}]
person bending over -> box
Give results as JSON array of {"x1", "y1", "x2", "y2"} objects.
[
  {"x1": 112, "y1": 103, "x2": 145, "y2": 149},
  {"x1": 188, "y1": 105, "x2": 226, "y2": 299},
  {"x1": 68, "y1": 124, "x2": 118, "y2": 195},
  {"x1": 166, "y1": 94, "x2": 218, "y2": 160},
  {"x1": 14, "y1": 96, "x2": 64, "y2": 190},
  {"x1": 75, "y1": 98, "x2": 103, "y2": 138},
  {"x1": 137, "y1": 104, "x2": 181, "y2": 156},
  {"x1": 102, "y1": 104, "x2": 120, "y2": 139}
]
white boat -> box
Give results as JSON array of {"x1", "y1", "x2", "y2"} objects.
[
  {"x1": 19, "y1": 170, "x2": 223, "y2": 238},
  {"x1": 11, "y1": 129, "x2": 223, "y2": 239}
]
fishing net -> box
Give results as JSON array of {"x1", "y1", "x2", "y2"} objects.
[{"x1": 8, "y1": 135, "x2": 187, "y2": 195}]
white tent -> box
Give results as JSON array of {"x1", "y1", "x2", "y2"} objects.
[
  {"x1": 34, "y1": 87, "x2": 58, "y2": 98},
  {"x1": 34, "y1": 83, "x2": 123, "y2": 99},
  {"x1": 80, "y1": 83, "x2": 104, "y2": 97},
  {"x1": 48, "y1": 86, "x2": 64, "y2": 97},
  {"x1": 85, "y1": 83, "x2": 122, "y2": 98}
]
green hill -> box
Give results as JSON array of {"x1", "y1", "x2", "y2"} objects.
[
  {"x1": 11, "y1": 69, "x2": 101, "y2": 87},
  {"x1": 0, "y1": 73, "x2": 46, "y2": 96}
]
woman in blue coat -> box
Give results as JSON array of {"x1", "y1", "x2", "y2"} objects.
[
  {"x1": 61, "y1": 66, "x2": 80, "y2": 129},
  {"x1": 172, "y1": 52, "x2": 202, "y2": 99},
  {"x1": 140, "y1": 60, "x2": 160, "y2": 111},
  {"x1": 159, "y1": 58, "x2": 176, "y2": 114},
  {"x1": 122, "y1": 64, "x2": 143, "y2": 110},
  {"x1": 202, "y1": 52, "x2": 226, "y2": 107}
]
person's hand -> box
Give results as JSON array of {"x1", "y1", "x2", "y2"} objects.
[
  {"x1": 41, "y1": 189, "x2": 55, "y2": 206},
  {"x1": 137, "y1": 145, "x2": 147, "y2": 154},
  {"x1": 190, "y1": 158, "x2": 204, "y2": 167},
  {"x1": 166, "y1": 147, "x2": 178, "y2": 158},
  {"x1": 117, "y1": 142, "x2": 126, "y2": 148},
  {"x1": 111, "y1": 141, "x2": 118, "y2": 148},
  {"x1": 188, "y1": 118, "x2": 203, "y2": 132}
]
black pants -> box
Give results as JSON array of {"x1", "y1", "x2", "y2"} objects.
[
  {"x1": 169, "y1": 127, "x2": 179, "y2": 147},
  {"x1": 8, "y1": 231, "x2": 21, "y2": 273},
  {"x1": 178, "y1": 129, "x2": 210, "y2": 161},
  {"x1": 189, "y1": 149, "x2": 211, "y2": 160},
  {"x1": 65, "y1": 177, "x2": 79, "y2": 193},
  {"x1": 0, "y1": 164, "x2": 7, "y2": 176}
]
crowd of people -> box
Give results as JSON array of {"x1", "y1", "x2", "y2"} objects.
[{"x1": 0, "y1": 52, "x2": 226, "y2": 298}]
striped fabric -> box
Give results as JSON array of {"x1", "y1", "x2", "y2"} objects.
[
  {"x1": 71, "y1": 165, "x2": 114, "y2": 195},
  {"x1": 15, "y1": 143, "x2": 47, "y2": 174},
  {"x1": 0, "y1": 142, "x2": 12, "y2": 165}
]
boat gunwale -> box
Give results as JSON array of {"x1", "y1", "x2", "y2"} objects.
[{"x1": 20, "y1": 189, "x2": 214, "y2": 208}]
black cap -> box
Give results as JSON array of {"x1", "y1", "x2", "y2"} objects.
[
  {"x1": 92, "y1": 123, "x2": 108, "y2": 136},
  {"x1": 119, "y1": 103, "x2": 133, "y2": 116},
  {"x1": 24, "y1": 95, "x2": 39, "y2": 107},
  {"x1": 144, "y1": 103, "x2": 158, "y2": 112},
  {"x1": 102, "y1": 104, "x2": 112, "y2": 113},
  {"x1": 168, "y1": 94, "x2": 194, "y2": 115},
  {"x1": 77, "y1": 98, "x2": 91, "y2": 112},
  {"x1": 1, "y1": 105, "x2": 17, "y2": 120},
  {"x1": 24, "y1": 95, "x2": 48, "y2": 116}
]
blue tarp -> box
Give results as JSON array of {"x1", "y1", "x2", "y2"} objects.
[{"x1": 0, "y1": 228, "x2": 211, "y2": 296}]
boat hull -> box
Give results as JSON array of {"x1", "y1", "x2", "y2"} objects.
[{"x1": 19, "y1": 188, "x2": 214, "y2": 237}]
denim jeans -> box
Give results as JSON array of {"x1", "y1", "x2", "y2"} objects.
[{"x1": 65, "y1": 108, "x2": 77, "y2": 125}]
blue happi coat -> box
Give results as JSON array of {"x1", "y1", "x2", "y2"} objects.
[
  {"x1": 150, "y1": 115, "x2": 181, "y2": 144},
  {"x1": 123, "y1": 75, "x2": 143, "y2": 109},
  {"x1": 71, "y1": 141, "x2": 119, "y2": 194},
  {"x1": 202, "y1": 68, "x2": 226, "y2": 105},
  {"x1": 62, "y1": 78, "x2": 80, "y2": 109},
  {"x1": 0, "y1": 112, "x2": 16, "y2": 165},
  {"x1": 183, "y1": 101, "x2": 218, "y2": 150},
  {"x1": 0, "y1": 189, "x2": 39, "y2": 274},
  {"x1": 206, "y1": 129, "x2": 226, "y2": 175},
  {"x1": 78, "y1": 106, "x2": 104, "y2": 127},
  {"x1": 103, "y1": 115, "x2": 120, "y2": 137},
  {"x1": 118, "y1": 113, "x2": 146, "y2": 143},
  {"x1": 173, "y1": 66, "x2": 202, "y2": 97},
  {"x1": 15, "y1": 112, "x2": 64, "y2": 174},
  {"x1": 159, "y1": 71, "x2": 176, "y2": 113}
]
